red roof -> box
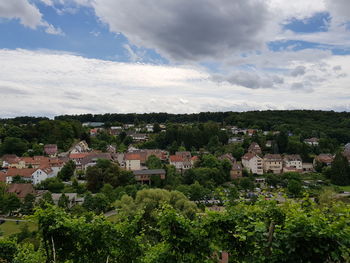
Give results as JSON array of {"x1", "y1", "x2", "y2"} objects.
[
  {"x1": 169, "y1": 155, "x2": 184, "y2": 162},
  {"x1": 6, "y1": 168, "x2": 36, "y2": 178},
  {"x1": 125, "y1": 153, "x2": 142, "y2": 161}
]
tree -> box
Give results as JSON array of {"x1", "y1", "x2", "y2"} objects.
[
  {"x1": 37, "y1": 177, "x2": 64, "y2": 193},
  {"x1": 330, "y1": 153, "x2": 350, "y2": 186},
  {"x1": 239, "y1": 177, "x2": 254, "y2": 191},
  {"x1": 86, "y1": 159, "x2": 135, "y2": 192},
  {"x1": 0, "y1": 239, "x2": 17, "y2": 263},
  {"x1": 0, "y1": 137, "x2": 28, "y2": 156},
  {"x1": 21, "y1": 193, "x2": 35, "y2": 215},
  {"x1": 153, "y1": 123, "x2": 161, "y2": 133},
  {"x1": 38, "y1": 192, "x2": 54, "y2": 208},
  {"x1": 116, "y1": 189, "x2": 198, "y2": 220},
  {"x1": 58, "y1": 193, "x2": 69, "y2": 210},
  {"x1": 145, "y1": 155, "x2": 162, "y2": 169},
  {"x1": 287, "y1": 179, "x2": 302, "y2": 197},
  {"x1": 3, "y1": 193, "x2": 21, "y2": 215},
  {"x1": 58, "y1": 160, "x2": 76, "y2": 181}
]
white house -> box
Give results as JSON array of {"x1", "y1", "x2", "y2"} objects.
[
  {"x1": 283, "y1": 154, "x2": 303, "y2": 172},
  {"x1": 242, "y1": 153, "x2": 263, "y2": 175}
]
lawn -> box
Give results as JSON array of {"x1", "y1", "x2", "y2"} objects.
[
  {"x1": 0, "y1": 220, "x2": 37, "y2": 238},
  {"x1": 339, "y1": 185, "x2": 350, "y2": 192}
]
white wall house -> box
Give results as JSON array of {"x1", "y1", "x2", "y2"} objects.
[{"x1": 242, "y1": 153, "x2": 263, "y2": 175}]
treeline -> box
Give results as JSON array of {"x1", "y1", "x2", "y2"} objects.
[
  {"x1": 55, "y1": 110, "x2": 350, "y2": 143},
  {"x1": 0, "y1": 120, "x2": 87, "y2": 156}
]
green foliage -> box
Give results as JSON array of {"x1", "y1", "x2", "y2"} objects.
[
  {"x1": 37, "y1": 177, "x2": 64, "y2": 193},
  {"x1": 58, "y1": 193, "x2": 69, "y2": 210},
  {"x1": 21, "y1": 193, "x2": 36, "y2": 215},
  {"x1": 13, "y1": 243, "x2": 46, "y2": 263},
  {"x1": 0, "y1": 184, "x2": 21, "y2": 215},
  {"x1": 86, "y1": 159, "x2": 135, "y2": 192},
  {"x1": 0, "y1": 239, "x2": 17, "y2": 263},
  {"x1": 116, "y1": 188, "x2": 198, "y2": 220},
  {"x1": 287, "y1": 179, "x2": 303, "y2": 197},
  {"x1": 58, "y1": 160, "x2": 76, "y2": 181},
  {"x1": 145, "y1": 155, "x2": 162, "y2": 169},
  {"x1": 83, "y1": 192, "x2": 111, "y2": 214},
  {"x1": 330, "y1": 153, "x2": 350, "y2": 186},
  {"x1": 0, "y1": 137, "x2": 28, "y2": 156}
]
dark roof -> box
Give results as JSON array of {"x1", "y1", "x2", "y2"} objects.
[
  {"x1": 133, "y1": 169, "x2": 166, "y2": 175},
  {"x1": 7, "y1": 184, "x2": 35, "y2": 199}
]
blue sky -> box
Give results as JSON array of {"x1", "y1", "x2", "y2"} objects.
[{"x1": 0, "y1": 0, "x2": 350, "y2": 117}]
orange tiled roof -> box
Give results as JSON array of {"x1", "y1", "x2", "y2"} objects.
[
  {"x1": 169, "y1": 155, "x2": 184, "y2": 162},
  {"x1": 6, "y1": 168, "x2": 36, "y2": 178}
]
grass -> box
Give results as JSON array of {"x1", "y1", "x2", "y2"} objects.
[
  {"x1": 0, "y1": 220, "x2": 37, "y2": 238},
  {"x1": 338, "y1": 185, "x2": 350, "y2": 192}
]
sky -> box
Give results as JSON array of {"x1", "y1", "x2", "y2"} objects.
[{"x1": 0, "y1": 0, "x2": 350, "y2": 117}]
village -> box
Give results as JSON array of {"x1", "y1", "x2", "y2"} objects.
[{"x1": 1, "y1": 120, "x2": 350, "y2": 210}]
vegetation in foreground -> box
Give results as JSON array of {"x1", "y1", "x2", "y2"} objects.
[{"x1": 1, "y1": 189, "x2": 350, "y2": 263}]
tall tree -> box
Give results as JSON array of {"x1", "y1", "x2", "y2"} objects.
[{"x1": 330, "y1": 153, "x2": 350, "y2": 186}]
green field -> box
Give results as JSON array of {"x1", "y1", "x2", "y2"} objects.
[{"x1": 0, "y1": 220, "x2": 37, "y2": 238}]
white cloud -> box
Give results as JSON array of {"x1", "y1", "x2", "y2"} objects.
[
  {"x1": 0, "y1": 0, "x2": 43, "y2": 28},
  {"x1": 0, "y1": 49, "x2": 350, "y2": 117},
  {"x1": 0, "y1": 0, "x2": 65, "y2": 35}
]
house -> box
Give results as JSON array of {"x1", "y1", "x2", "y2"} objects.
[
  {"x1": 124, "y1": 152, "x2": 143, "y2": 171},
  {"x1": 31, "y1": 166, "x2": 56, "y2": 185},
  {"x1": 69, "y1": 140, "x2": 90, "y2": 154},
  {"x1": 7, "y1": 184, "x2": 36, "y2": 199},
  {"x1": 246, "y1": 129, "x2": 257, "y2": 136},
  {"x1": 145, "y1": 124, "x2": 154, "y2": 133},
  {"x1": 69, "y1": 153, "x2": 92, "y2": 170},
  {"x1": 228, "y1": 137, "x2": 243, "y2": 144},
  {"x1": 169, "y1": 155, "x2": 193, "y2": 170},
  {"x1": 109, "y1": 126, "x2": 123, "y2": 136},
  {"x1": 90, "y1": 128, "x2": 103, "y2": 137},
  {"x1": 44, "y1": 144, "x2": 58, "y2": 157},
  {"x1": 51, "y1": 193, "x2": 82, "y2": 208},
  {"x1": 304, "y1": 138, "x2": 319, "y2": 146},
  {"x1": 219, "y1": 154, "x2": 236, "y2": 164},
  {"x1": 82, "y1": 122, "x2": 104, "y2": 127},
  {"x1": 133, "y1": 169, "x2": 166, "y2": 184},
  {"x1": 130, "y1": 133, "x2": 148, "y2": 142},
  {"x1": 144, "y1": 149, "x2": 169, "y2": 161},
  {"x1": 345, "y1": 143, "x2": 350, "y2": 153},
  {"x1": 242, "y1": 153, "x2": 263, "y2": 175},
  {"x1": 80, "y1": 153, "x2": 113, "y2": 170},
  {"x1": 302, "y1": 163, "x2": 314, "y2": 173},
  {"x1": 5, "y1": 168, "x2": 36, "y2": 184},
  {"x1": 265, "y1": 140, "x2": 273, "y2": 148},
  {"x1": 248, "y1": 142, "x2": 262, "y2": 155},
  {"x1": 231, "y1": 163, "x2": 243, "y2": 179},
  {"x1": 313, "y1": 154, "x2": 334, "y2": 166},
  {"x1": 283, "y1": 154, "x2": 303, "y2": 172},
  {"x1": 263, "y1": 154, "x2": 283, "y2": 174}
]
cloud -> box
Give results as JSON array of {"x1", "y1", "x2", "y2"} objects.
[
  {"x1": 89, "y1": 0, "x2": 271, "y2": 62},
  {"x1": 0, "y1": 49, "x2": 350, "y2": 117},
  {"x1": 291, "y1": 66, "x2": 306, "y2": 77},
  {"x1": 325, "y1": 0, "x2": 350, "y2": 21},
  {"x1": 0, "y1": 0, "x2": 43, "y2": 28},
  {"x1": 0, "y1": 0, "x2": 64, "y2": 35},
  {"x1": 213, "y1": 71, "x2": 284, "y2": 90}
]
